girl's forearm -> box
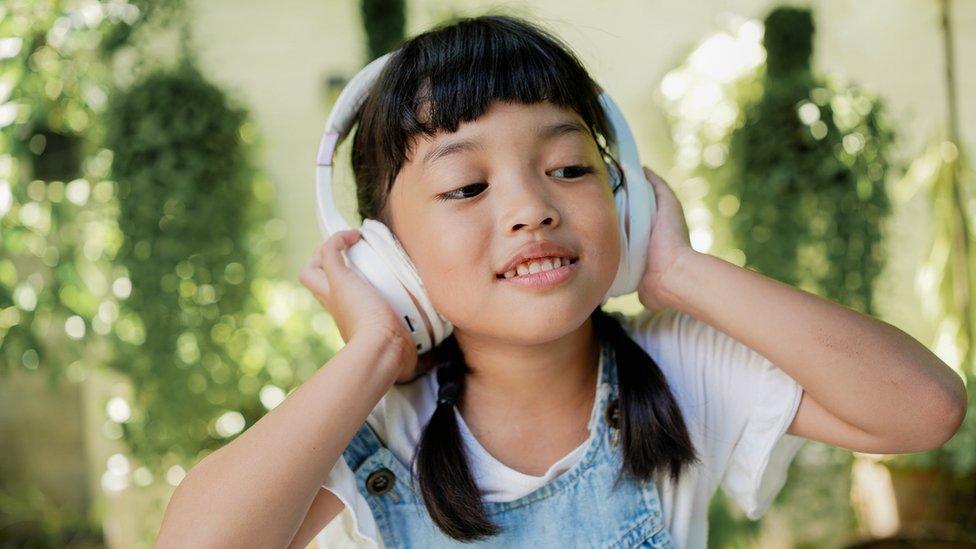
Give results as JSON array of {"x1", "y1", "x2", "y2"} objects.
[
  {"x1": 156, "y1": 331, "x2": 406, "y2": 548},
  {"x1": 658, "y1": 250, "x2": 967, "y2": 449}
]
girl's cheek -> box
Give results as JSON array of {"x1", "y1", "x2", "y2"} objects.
[{"x1": 420, "y1": 228, "x2": 491, "y2": 302}]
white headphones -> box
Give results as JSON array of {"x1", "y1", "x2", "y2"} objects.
[{"x1": 315, "y1": 51, "x2": 655, "y2": 355}]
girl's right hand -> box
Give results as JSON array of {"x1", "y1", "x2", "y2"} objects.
[{"x1": 299, "y1": 230, "x2": 425, "y2": 384}]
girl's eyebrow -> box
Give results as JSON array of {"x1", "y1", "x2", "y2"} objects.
[
  {"x1": 423, "y1": 139, "x2": 483, "y2": 168},
  {"x1": 538, "y1": 120, "x2": 588, "y2": 140},
  {"x1": 422, "y1": 120, "x2": 588, "y2": 168}
]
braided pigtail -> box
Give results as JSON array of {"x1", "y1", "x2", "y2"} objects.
[
  {"x1": 591, "y1": 307, "x2": 700, "y2": 486},
  {"x1": 411, "y1": 333, "x2": 501, "y2": 541}
]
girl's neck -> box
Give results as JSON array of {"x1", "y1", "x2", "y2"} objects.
[{"x1": 453, "y1": 318, "x2": 601, "y2": 434}]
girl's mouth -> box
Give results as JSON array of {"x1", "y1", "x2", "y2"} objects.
[{"x1": 495, "y1": 257, "x2": 579, "y2": 290}]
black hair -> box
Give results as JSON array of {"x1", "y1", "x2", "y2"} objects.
[
  {"x1": 351, "y1": 13, "x2": 624, "y2": 224},
  {"x1": 349, "y1": 13, "x2": 698, "y2": 542}
]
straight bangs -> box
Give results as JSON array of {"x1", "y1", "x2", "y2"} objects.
[{"x1": 351, "y1": 14, "x2": 620, "y2": 222}]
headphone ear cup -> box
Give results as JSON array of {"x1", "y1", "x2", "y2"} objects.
[
  {"x1": 340, "y1": 227, "x2": 434, "y2": 353},
  {"x1": 313, "y1": 50, "x2": 454, "y2": 353},
  {"x1": 359, "y1": 219, "x2": 453, "y2": 351},
  {"x1": 596, "y1": 91, "x2": 654, "y2": 304}
]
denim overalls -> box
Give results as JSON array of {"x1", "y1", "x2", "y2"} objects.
[{"x1": 340, "y1": 334, "x2": 676, "y2": 548}]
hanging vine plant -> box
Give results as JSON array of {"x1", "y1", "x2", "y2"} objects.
[
  {"x1": 102, "y1": 57, "x2": 336, "y2": 472},
  {"x1": 360, "y1": 0, "x2": 406, "y2": 62},
  {"x1": 721, "y1": 7, "x2": 895, "y2": 315},
  {"x1": 0, "y1": 0, "x2": 190, "y2": 384},
  {"x1": 0, "y1": 1, "x2": 131, "y2": 383}
]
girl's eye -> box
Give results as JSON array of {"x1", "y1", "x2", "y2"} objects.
[
  {"x1": 436, "y1": 183, "x2": 487, "y2": 201},
  {"x1": 551, "y1": 165, "x2": 595, "y2": 179},
  {"x1": 435, "y1": 165, "x2": 594, "y2": 201}
]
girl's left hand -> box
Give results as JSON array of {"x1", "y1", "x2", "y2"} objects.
[{"x1": 636, "y1": 166, "x2": 696, "y2": 311}]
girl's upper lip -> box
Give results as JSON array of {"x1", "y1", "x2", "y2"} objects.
[{"x1": 496, "y1": 240, "x2": 578, "y2": 276}]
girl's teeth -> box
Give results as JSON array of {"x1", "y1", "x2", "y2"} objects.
[{"x1": 503, "y1": 257, "x2": 571, "y2": 279}]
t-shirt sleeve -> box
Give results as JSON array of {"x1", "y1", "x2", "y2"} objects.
[
  {"x1": 322, "y1": 440, "x2": 379, "y2": 547},
  {"x1": 320, "y1": 432, "x2": 383, "y2": 548},
  {"x1": 318, "y1": 375, "x2": 435, "y2": 548},
  {"x1": 615, "y1": 307, "x2": 806, "y2": 520},
  {"x1": 319, "y1": 393, "x2": 395, "y2": 548}
]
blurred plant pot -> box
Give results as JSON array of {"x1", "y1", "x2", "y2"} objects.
[
  {"x1": 883, "y1": 464, "x2": 976, "y2": 533},
  {"x1": 887, "y1": 466, "x2": 954, "y2": 526}
]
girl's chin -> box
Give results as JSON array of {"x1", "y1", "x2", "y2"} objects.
[{"x1": 466, "y1": 323, "x2": 584, "y2": 345}]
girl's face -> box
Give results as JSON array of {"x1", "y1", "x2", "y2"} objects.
[{"x1": 385, "y1": 100, "x2": 620, "y2": 345}]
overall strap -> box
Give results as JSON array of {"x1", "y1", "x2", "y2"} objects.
[{"x1": 341, "y1": 419, "x2": 388, "y2": 473}]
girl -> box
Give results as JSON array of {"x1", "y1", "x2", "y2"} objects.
[{"x1": 157, "y1": 14, "x2": 967, "y2": 549}]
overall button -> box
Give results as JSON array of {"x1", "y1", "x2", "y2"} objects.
[
  {"x1": 365, "y1": 468, "x2": 396, "y2": 495},
  {"x1": 605, "y1": 398, "x2": 620, "y2": 429}
]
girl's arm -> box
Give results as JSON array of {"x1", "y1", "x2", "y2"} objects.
[
  {"x1": 635, "y1": 165, "x2": 966, "y2": 454},
  {"x1": 156, "y1": 329, "x2": 407, "y2": 548},
  {"x1": 657, "y1": 249, "x2": 967, "y2": 454}
]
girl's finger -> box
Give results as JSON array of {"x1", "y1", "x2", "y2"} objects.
[
  {"x1": 643, "y1": 165, "x2": 660, "y2": 184},
  {"x1": 299, "y1": 258, "x2": 330, "y2": 295},
  {"x1": 643, "y1": 165, "x2": 677, "y2": 199},
  {"x1": 320, "y1": 230, "x2": 362, "y2": 281},
  {"x1": 307, "y1": 250, "x2": 323, "y2": 269}
]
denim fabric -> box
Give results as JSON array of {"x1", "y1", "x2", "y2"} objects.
[{"x1": 340, "y1": 336, "x2": 676, "y2": 548}]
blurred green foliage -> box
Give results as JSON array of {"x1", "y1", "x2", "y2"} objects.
[
  {"x1": 101, "y1": 56, "x2": 338, "y2": 473},
  {"x1": 659, "y1": 7, "x2": 895, "y2": 547},
  {"x1": 98, "y1": 0, "x2": 186, "y2": 55},
  {"x1": 361, "y1": 0, "x2": 406, "y2": 62},
  {"x1": 761, "y1": 6, "x2": 813, "y2": 80},
  {"x1": 0, "y1": 483, "x2": 103, "y2": 548},
  {"x1": 1, "y1": 1, "x2": 184, "y2": 544},
  {"x1": 722, "y1": 6, "x2": 894, "y2": 315},
  {"x1": 705, "y1": 491, "x2": 762, "y2": 548},
  {"x1": 0, "y1": 0, "x2": 136, "y2": 384},
  {"x1": 718, "y1": 7, "x2": 894, "y2": 546},
  {"x1": 886, "y1": 143, "x2": 976, "y2": 481},
  {"x1": 2, "y1": 1, "x2": 341, "y2": 546}
]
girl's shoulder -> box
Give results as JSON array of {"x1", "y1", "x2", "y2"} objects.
[
  {"x1": 607, "y1": 307, "x2": 708, "y2": 382},
  {"x1": 606, "y1": 307, "x2": 677, "y2": 346},
  {"x1": 609, "y1": 306, "x2": 776, "y2": 396},
  {"x1": 608, "y1": 306, "x2": 800, "y2": 452}
]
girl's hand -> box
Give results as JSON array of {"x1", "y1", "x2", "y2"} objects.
[
  {"x1": 636, "y1": 166, "x2": 696, "y2": 311},
  {"x1": 299, "y1": 230, "x2": 424, "y2": 383}
]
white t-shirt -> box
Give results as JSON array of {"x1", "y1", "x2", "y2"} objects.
[{"x1": 318, "y1": 307, "x2": 806, "y2": 548}]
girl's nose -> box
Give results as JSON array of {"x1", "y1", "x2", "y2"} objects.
[
  {"x1": 498, "y1": 173, "x2": 561, "y2": 233},
  {"x1": 511, "y1": 215, "x2": 556, "y2": 232}
]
